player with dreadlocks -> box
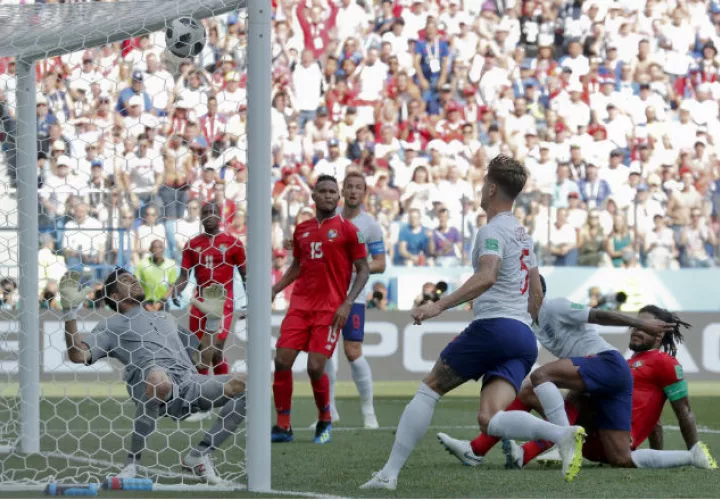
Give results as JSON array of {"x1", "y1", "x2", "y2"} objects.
[{"x1": 500, "y1": 304, "x2": 717, "y2": 470}]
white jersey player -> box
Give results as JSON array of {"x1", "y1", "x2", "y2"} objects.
[
  {"x1": 362, "y1": 156, "x2": 586, "y2": 491},
  {"x1": 318, "y1": 171, "x2": 386, "y2": 429}
]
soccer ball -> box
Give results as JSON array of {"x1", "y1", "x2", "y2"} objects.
[{"x1": 165, "y1": 17, "x2": 206, "y2": 59}]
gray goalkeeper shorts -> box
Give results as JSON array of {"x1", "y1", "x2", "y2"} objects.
[{"x1": 164, "y1": 373, "x2": 232, "y2": 420}]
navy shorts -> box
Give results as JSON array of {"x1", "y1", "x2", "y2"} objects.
[
  {"x1": 341, "y1": 303, "x2": 366, "y2": 342},
  {"x1": 439, "y1": 318, "x2": 538, "y2": 393},
  {"x1": 571, "y1": 350, "x2": 633, "y2": 431}
]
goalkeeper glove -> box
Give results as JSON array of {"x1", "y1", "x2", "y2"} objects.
[
  {"x1": 190, "y1": 284, "x2": 227, "y2": 333},
  {"x1": 58, "y1": 271, "x2": 91, "y2": 320}
]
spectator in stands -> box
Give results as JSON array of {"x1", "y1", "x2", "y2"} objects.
[
  {"x1": 432, "y1": 207, "x2": 462, "y2": 267},
  {"x1": 549, "y1": 207, "x2": 578, "y2": 266},
  {"x1": 394, "y1": 208, "x2": 434, "y2": 266},
  {"x1": 132, "y1": 205, "x2": 166, "y2": 267},
  {"x1": 116, "y1": 70, "x2": 152, "y2": 117},
  {"x1": 63, "y1": 201, "x2": 106, "y2": 283},
  {"x1": 680, "y1": 209, "x2": 716, "y2": 268},
  {"x1": 578, "y1": 162, "x2": 612, "y2": 210},
  {"x1": 38, "y1": 233, "x2": 66, "y2": 298},
  {"x1": 135, "y1": 239, "x2": 177, "y2": 311},
  {"x1": 577, "y1": 210, "x2": 606, "y2": 267},
  {"x1": 0, "y1": 277, "x2": 18, "y2": 311},
  {"x1": 606, "y1": 214, "x2": 634, "y2": 268},
  {"x1": 645, "y1": 215, "x2": 678, "y2": 270},
  {"x1": 271, "y1": 247, "x2": 292, "y2": 311},
  {"x1": 175, "y1": 199, "x2": 202, "y2": 255}
]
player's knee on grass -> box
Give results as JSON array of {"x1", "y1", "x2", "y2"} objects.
[
  {"x1": 604, "y1": 449, "x2": 635, "y2": 468},
  {"x1": 343, "y1": 340, "x2": 362, "y2": 362},
  {"x1": 145, "y1": 370, "x2": 172, "y2": 402},
  {"x1": 224, "y1": 375, "x2": 246, "y2": 398}
]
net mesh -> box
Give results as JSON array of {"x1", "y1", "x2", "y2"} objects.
[{"x1": 0, "y1": 0, "x2": 250, "y2": 490}]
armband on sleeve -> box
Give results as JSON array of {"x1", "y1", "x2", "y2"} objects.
[
  {"x1": 663, "y1": 379, "x2": 689, "y2": 402},
  {"x1": 367, "y1": 240, "x2": 385, "y2": 256}
]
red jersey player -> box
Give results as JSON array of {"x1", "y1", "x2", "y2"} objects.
[
  {"x1": 175, "y1": 203, "x2": 246, "y2": 378},
  {"x1": 270, "y1": 174, "x2": 370, "y2": 445}
]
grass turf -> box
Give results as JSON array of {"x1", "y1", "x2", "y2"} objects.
[{"x1": 1, "y1": 382, "x2": 719, "y2": 498}]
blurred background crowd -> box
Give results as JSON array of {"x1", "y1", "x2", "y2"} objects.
[{"x1": 1, "y1": 0, "x2": 720, "y2": 310}]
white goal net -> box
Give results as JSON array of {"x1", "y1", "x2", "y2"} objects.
[{"x1": 0, "y1": 0, "x2": 270, "y2": 492}]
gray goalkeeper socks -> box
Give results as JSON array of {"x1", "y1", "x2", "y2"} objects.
[{"x1": 192, "y1": 393, "x2": 246, "y2": 457}]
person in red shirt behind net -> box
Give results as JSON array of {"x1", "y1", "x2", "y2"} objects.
[
  {"x1": 271, "y1": 174, "x2": 370, "y2": 445},
  {"x1": 174, "y1": 202, "x2": 246, "y2": 382}
]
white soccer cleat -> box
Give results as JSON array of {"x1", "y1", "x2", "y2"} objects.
[
  {"x1": 182, "y1": 452, "x2": 224, "y2": 485},
  {"x1": 557, "y1": 426, "x2": 586, "y2": 483},
  {"x1": 185, "y1": 410, "x2": 212, "y2": 423},
  {"x1": 363, "y1": 413, "x2": 379, "y2": 429},
  {"x1": 436, "y1": 432, "x2": 484, "y2": 467},
  {"x1": 360, "y1": 471, "x2": 397, "y2": 490},
  {"x1": 691, "y1": 442, "x2": 718, "y2": 470},
  {"x1": 502, "y1": 439, "x2": 524, "y2": 469},
  {"x1": 117, "y1": 462, "x2": 138, "y2": 478},
  {"x1": 536, "y1": 446, "x2": 562, "y2": 466}
]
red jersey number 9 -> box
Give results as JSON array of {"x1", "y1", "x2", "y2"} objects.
[
  {"x1": 519, "y1": 248, "x2": 529, "y2": 295},
  {"x1": 310, "y1": 241, "x2": 323, "y2": 259}
]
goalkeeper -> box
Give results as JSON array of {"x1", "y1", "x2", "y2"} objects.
[{"x1": 61, "y1": 268, "x2": 244, "y2": 485}]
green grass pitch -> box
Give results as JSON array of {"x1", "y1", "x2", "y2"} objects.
[{"x1": 1, "y1": 381, "x2": 719, "y2": 498}]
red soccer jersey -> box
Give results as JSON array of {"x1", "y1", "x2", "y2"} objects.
[
  {"x1": 628, "y1": 349, "x2": 686, "y2": 447},
  {"x1": 289, "y1": 215, "x2": 367, "y2": 312},
  {"x1": 182, "y1": 233, "x2": 247, "y2": 298}
]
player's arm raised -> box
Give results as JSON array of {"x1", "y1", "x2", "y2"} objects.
[
  {"x1": 587, "y1": 309, "x2": 676, "y2": 335},
  {"x1": 59, "y1": 272, "x2": 92, "y2": 364}
]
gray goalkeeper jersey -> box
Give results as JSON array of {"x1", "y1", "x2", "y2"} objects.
[
  {"x1": 535, "y1": 298, "x2": 617, "y2": 359},
  {"x1": 84, "y1": 306, "x2": 196, "y2": 400}
]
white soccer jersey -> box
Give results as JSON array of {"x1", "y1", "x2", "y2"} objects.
[
  {"x1": 472, "y1": 212, "x2": 536, "y2": 325},
  {"x1": 347, "y1": 211, "x2": 385, "y2": 305},
  {"x1": 536, "y1": 298, "x2": 617, "y2": 359}
]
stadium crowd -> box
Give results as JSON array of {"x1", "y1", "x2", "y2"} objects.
[{"x1": 1, "y1": 0, "x2": 720, "y2": 308}]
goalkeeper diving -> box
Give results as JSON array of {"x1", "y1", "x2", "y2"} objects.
[{"x1": 61, "y1": 269, "x2": 243, "y2": 484}]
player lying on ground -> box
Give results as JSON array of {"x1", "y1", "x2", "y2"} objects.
[
  {"x1": 271, "y1": 174, "x2": 370, "y2": 444},
  {"x1": 439, "y1": 291, "x2": 717, "y2": 471},
  {"x1": 175, "y1": 202, "x2": 246, "y2": 377},
  {"x1": 61, "y1": 270, "x2": 245, "y2": 484},
  {"x1": 361, "y1": 156, "x2": 585, "y2": 491},
  {"x1": 317, "y1": 171, "x2": 386, "y2": 429}
]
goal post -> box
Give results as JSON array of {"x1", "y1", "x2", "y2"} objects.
[{"x1": 0, "y1": 0, "x2": 272, "y2": 492}]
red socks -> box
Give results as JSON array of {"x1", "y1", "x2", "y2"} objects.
[
  {"x1": 198, "y1": 367, "x2": 210, "y2": 375},
  {"x1": 471, "y1": 398, "x2": 530, "y2": 456},
  {"x1": 213, "y1": 359, "x2": 230, "y2": 375},
  {"x1": 522, "y1": 400, "x2": 580, "y2": 465},
  {"x1": 311, "y1": 373, "x2": 331, "y2": 422},
  {"x1": 273, "y1": 369, "x2": 293, "y2": 429}
]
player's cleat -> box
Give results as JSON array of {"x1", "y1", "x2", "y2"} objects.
[
  {"x1": 502, "y1": 439, "x2": 524, "y2": 469},
  {"x1": 308, "y1": 411, "x2": 340, "y2": 429},
  {"x1": 271, "y1": 425, "x2": 294, "y2": 443},
  {"x1": 360, "y1": 471, "x2": 397, "y2": 491},
  {"x1": 313, "y1": 421, "x2": 332, "y2": 444},
  {"x1": 691, "y1": 442, "x2": 718, "y2": 469},
  {"x1": 558, "y1": 426, "x2": 586, "y2": 483},
  {"x1": 182, "y1": 453, "x2": 223, "y2": 485},
  {"x1": 117, "y1": 462, "x2": 138, "y2": 478},
  {"x1": 363, "y1": 413, "x2": 379, "y2": 429},
  {"x1": 536, "y1": 446, "x2": 562, "y2": 466},
  {"x1": 185, "y1": 410, "x2": 212, "y2": 423},
  {"x1": 436, "y1": 432, "x2": 484, "y2": 467}
]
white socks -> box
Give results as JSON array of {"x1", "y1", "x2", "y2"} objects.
[
  {"x1": 326, "y1": 355, "x2": 376, "y2": 416},
  {"x1": 350, "y1": 356, "x2": 375, "y2": 415},
  {"x1": 631, "y1": 449, "x2": 693, "y2": 469},
  {"x1": 534, "y1": 382, "x2": 569, "y2": 426},
  {"x1": 381, "y1": 383, "x2": 440, "y2": 478},
  {"x1": 325, "y1": 356, "x2": 337, "y2": 413},
  {"x1": 488, "y1": 410, "x2": 567, "y2": 444}
]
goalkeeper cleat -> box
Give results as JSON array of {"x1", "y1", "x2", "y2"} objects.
[
  {"x1": 558, "y1": 426, "x2": 586, "y2": 483},
  {"x1": 185, "y1": 410, "x2": 212, "y2": 423},
  {"x1": 363, "y1": 413, "x2": 379, "y2": 429},
  {"x1": 502, "y1": 439, "x2": 524, "y2": 469},
  {"x1": 182, "y1": 452, "x2": 223, "y2": 485},
  {"x1": 117, "y1": 462, "x2": 138, "y2": 478},
  {"x1": 437, "y1": 432, "x2": 484, "y2": 467},
  {"x1": 691, "y1": 442, "x2": 718, "y2": 470},
  {"x1": 360, "y1": 471, "x2": 397, "y2": 491},
  {"x1": 271, "y1": 425, "x2": 294, "y2": 443},
  {"x1": 537, "y1": 446, "x2": 562, "y2": 466},
  {"x1": 313, "y1": 421, "x2": 332, "y2": 444}
]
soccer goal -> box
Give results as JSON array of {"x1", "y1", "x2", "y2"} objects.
[{"x1": 0, "y1": 0, "x2": 271, "y2": 493}]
